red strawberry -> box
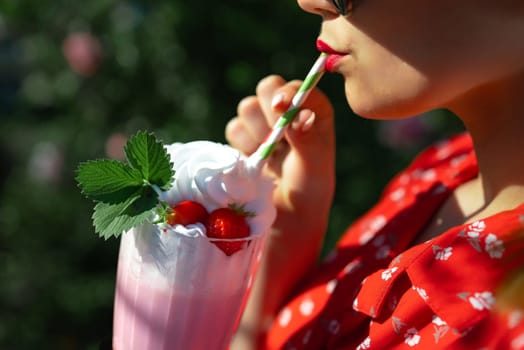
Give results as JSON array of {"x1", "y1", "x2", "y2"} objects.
[
  {"x1": 205, "y1": 206, "x2": 252, "y2": 256},
  {"x1": 166, "y1": 200, "x2": 209, "y2": 226}
]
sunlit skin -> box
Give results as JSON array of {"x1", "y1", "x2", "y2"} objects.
[
  {"x1": 315, "y1": 1, "x2": 524, "y2": 119},
  {"x1": 227, "y1": 1, "x2": 524, "y2": 348}
]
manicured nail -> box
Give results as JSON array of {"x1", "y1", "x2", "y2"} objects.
[
  {"x1": 292, "y1": 110, "x2": 315, "y2": 132},
  {"x1": 302, "y1": 112, "x2": 315, "y2": 132},
  {"x1": 271, "y1": 94, "x2": 285, "y2": 109}
]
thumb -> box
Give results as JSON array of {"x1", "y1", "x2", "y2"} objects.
[
  {"x1": 283, "y1": 99, "x2": 336, "y2": 170},
  {"x1": 264, "y1": 79, "x2": 335, "y2": 171}
]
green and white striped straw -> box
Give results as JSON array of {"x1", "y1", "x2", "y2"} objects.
[{"x1": 248, "y1": 53, "x2": 328, "y2": 170}]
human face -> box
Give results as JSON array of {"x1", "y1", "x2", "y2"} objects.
[{"x1": 299, "y1": 0, "x2": 524, "y2": 119}]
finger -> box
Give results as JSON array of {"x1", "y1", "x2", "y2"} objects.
[
  {"x1": 269, "y1": 80, "x2": 305, "y2": 112},
  {"x1": 236, "y1": 96, "x2": 271, "y2": 143},
  {"x1": 225, "y1": 117, "x2": 260, "y2": 155},
  {"x1": 255, "y1": 75, "x2": 294, "y2": 125},
  {"x1": 291, "y1": 109, "x2": 316, "y2": 133},
  {"x1": 258, "y1": 77, "x2": 334, "y2": 156},
  {"x1": 285, "y1": 104, "x2": 335, "y2": 173}
]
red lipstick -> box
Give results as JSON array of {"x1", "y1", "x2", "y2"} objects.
[{"x1": 316, "y1": 39, "x2": 346, "y2": 72}]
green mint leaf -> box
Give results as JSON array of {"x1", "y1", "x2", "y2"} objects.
[
  {"x1": 124, "y1": 131, "x2": 174, "y2": 190},
  {"x1": 77, "y1": 130, "x2": 175, "y2": 240},
  {"x1": 92, "y1": 187, "x2": 159, "y2": 239},
  {"x1": 76, "y1": 159, "x2": 144, "y2": 204}
]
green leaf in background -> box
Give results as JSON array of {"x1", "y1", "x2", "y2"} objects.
[
  {"x1": 124, "y1": 131, "x2": 174, "y2": 190},
  {"x1": 76, "y1": 159, "x2": 143, "y2": 204}
]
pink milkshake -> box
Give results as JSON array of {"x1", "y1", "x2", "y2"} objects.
[
  {"x1": 113, "y1": 225, "x2": 265, "y2": 349},
  {"x1": 112, "y1": 141, "x2": 276, "y2": 350}
]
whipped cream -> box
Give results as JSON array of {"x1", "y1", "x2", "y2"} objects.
[{"x1": 162, "y1": 141, "x2": 276, "y2": 236}]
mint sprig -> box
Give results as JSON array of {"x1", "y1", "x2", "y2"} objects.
[
  {"x1": 76, "y1": 131, "x2": 174, "y2": 239},
  {"x1": 124, "y1": 131, "x2": 174, "y2": 190},
  {"x1": 76, "y1": 159, "x2": 143, "y2": 204}
]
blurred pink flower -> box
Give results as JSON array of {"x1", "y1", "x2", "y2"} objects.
[
  {"x1": 105, "y1": 133, "x2": 127, "y2": 160},
  {"x1": 62, "y1": 32, "x2": 102, "y2": 77},
  {"x1": 27, "y1": 142, "x2": 64, "y2": 184}
]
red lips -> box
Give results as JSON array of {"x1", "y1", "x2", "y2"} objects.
[
  {"x1": 316, "y1": 39, "x2": 345, "y2": 55},
  {"x1": 316, "y1": 39, "x2": 346, "y2": 72}
]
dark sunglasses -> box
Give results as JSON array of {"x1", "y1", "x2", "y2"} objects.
[{"x1": 331, "y1": 0, "x2": 351, "y2": 15}]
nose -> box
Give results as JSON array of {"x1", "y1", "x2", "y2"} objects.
[{"x1": 297, "y1": 0, "x2": 340, "y2": 17}]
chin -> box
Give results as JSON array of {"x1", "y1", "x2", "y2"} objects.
[
  {"x1": 346, "y1": 95, "x2": 408, "y2": 120},
  {"x1": 344, "y1": 81, "x2": 432, "y2": 120}
]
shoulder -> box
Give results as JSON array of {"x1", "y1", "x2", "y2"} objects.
[
  {"x1": 382, "y1": 132, "x2": 475, "y2": 197},
  {"x1": 337, "y1": 132, "x2": 477, "y2": 248}
]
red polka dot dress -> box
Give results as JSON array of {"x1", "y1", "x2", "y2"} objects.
[{"x1": 265, "y1": 133, "x2": 524, "y2": 349}]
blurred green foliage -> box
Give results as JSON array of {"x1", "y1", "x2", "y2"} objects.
[{"x1": 0, "y1": 0, "x2": 463, "y2": 348}]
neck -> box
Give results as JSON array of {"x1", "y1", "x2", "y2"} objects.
[{"x1": 448, "y1": 73, "x2": 524, "y2": 207}]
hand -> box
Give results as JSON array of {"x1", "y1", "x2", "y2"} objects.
[
  {"x1": 226, "y1": 75, "x2": 336, "y2": 348},
  {"x1": 227, "y1": 74, "x2": 336, "y2": 251}
]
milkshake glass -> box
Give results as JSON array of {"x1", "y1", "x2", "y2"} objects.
[
  {"x1": 112, "y1": 223, "x2": 266, "y2": 349},
  {"x1": 112, "y1": 140, "x2": 275, "y2": 350}
]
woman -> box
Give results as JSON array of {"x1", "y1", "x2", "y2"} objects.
[{"x1": 227, "y1": 0, "x2": 524, "y2": 348}]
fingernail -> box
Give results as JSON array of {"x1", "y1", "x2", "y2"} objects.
[
  {"x1": 292, "y1": 110, "x2": 316, "y2": 132},
  {"x1": 271, "y1": 94, "x2": 285, "y2": 109},
  {"x1": 302, "y1": 112, "x2": 315, "y2": 132}
]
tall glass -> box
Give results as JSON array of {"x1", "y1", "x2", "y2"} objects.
[{"x1": 112, "y1": 223, "x2": 265, "y2": 350}]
